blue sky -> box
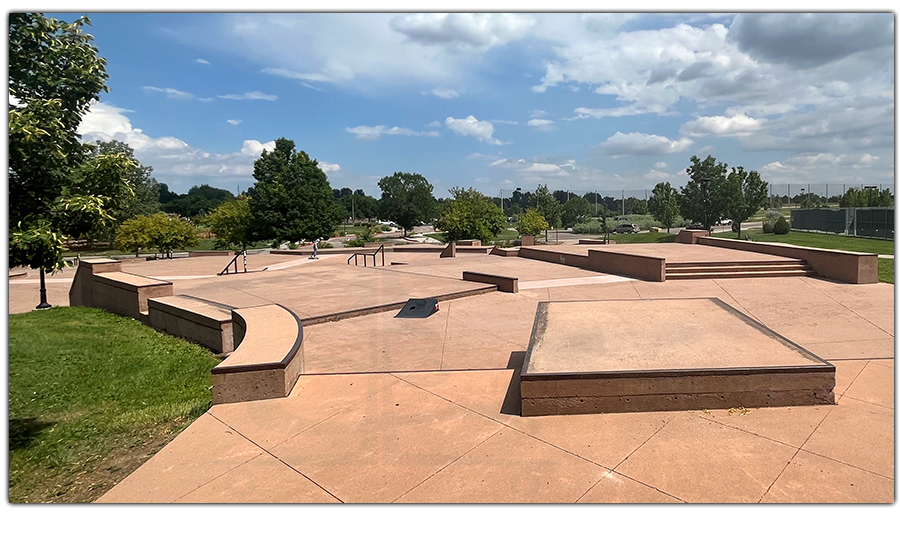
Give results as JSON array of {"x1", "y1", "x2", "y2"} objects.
[{"x1": 62, "y1": 12, "x2": 895, "y2": 196}]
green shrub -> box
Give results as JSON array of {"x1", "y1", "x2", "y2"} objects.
[
  {"x1": 516, "y1": 209, "x2": 549, "y2": 236},
  {"x1": 762, "y1": 221, "x2": 775, "y2": 233},
  {"x1": 319, "y1": 241, "x2": 333, "y2": 248},
  {"x1": 773, "y1": 216, "x2": 790, "y2": 234},
  {"x1": 765, "y1": 209, "x2": 783, "y2": 221}
]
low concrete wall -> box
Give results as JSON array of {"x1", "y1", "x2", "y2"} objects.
[
  {"x1": 92, "y1": 273, "x2": 173, "y2": 321},
  {"x1": 697, "y1": 237, "x2": 878, "y2": 284},
  {"x1": 587, "y1": 249, "x2": 665, "y2": 282},
  {"x1": 577, "y1": 239, "x2": 616, "y2": 245},
  {"x1": 462, "y1": 271, "x2": 518, "y2": 293},
  {"x1": 490, "y1": 246, "x2": 519, "y2": 257},
  {"x1": 148, "y1": 296, "x2": 234, "y2": 354},
  {"x1": 211, "y1": 305, "x2": 304, "y2": 405},
  {"x1": 675, "y1": 229, "x2": 710, "y2": 244},
  {"x1": 188, "y1": 250, "x2": 235, "y2": 257},
  {"x1": 521, "y1": 235, "x2": 535, "y2": 246},
  {"x1": 69, "y1": 258, "x2": 122, "y2": 308},
  {"x1": 517, "y1": 247, "x2": 590, "y2": 269},
  {"x1": 456, "y1": 239, "x2": 481, "y2": 246},
  {"x1": 441, "y1": 242, "x2": 456, "y2": 258}
]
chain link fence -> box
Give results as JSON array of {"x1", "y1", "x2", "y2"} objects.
[{"x1": 791, "y1": 207, "x2": 894, "y2": 239}]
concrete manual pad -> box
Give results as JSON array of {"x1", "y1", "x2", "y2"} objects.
[{"x1": 520, "y1": 298, "x2": 835, "y2": 415}]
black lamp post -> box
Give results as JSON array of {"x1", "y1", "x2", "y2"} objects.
[{"x1": 35, "y1": 269, "x2": 51, "y2": 310}]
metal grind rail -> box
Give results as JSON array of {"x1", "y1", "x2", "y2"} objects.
[
  {"x1": 347, "y1": 243, "x2": 386, "y2": 267},
  {"x1": 218, "y1": 250, "x2": 268, "y2": 276}
]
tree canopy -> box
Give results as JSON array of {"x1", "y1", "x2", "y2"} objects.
[
  {"x1": 435, "y1": 187, "x2": 506, "y2": 242},
  {"x1": 561, "y1": 196, "x2": 592, "y2": 228},
  {"x1": 248, "y1": 138, "x2": 342, "y2": 244},
  {"x1": 9, "y1": 13, "x2": 134, "y2": 271},
  {"x1": 516, "y1": 208, "x2": 550, "y2": 237},
  {"x1": 377, "y1": 171, "x2": 437, "y2": 235},
  {"x1": 160, "y1": 184, "x2": 235, "y2": 218},
  {"x1": 839, "y1": 187, "x2": 894, "y2": 208},
  {"x1": 679, "y1": 155, "x2": 729, "y2": 230},
  {"x1": 204, "y1": 196, "x2": 254, "y2": 250},
  {"x1": 532, "y1": 184, "x2": 562, "y2": 229},
  {"x1": 722, "y1": 166, "x2": 768, "y2": 237},
  {"x1": 648, "y1": 182, "x2": 681, "y2": 233}
]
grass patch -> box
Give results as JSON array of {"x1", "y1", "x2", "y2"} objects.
[
  {"x1": 878, "y1": 259, "x2": 894, "y2": 284},
  {"x1": 8, "y1": 307, "x2": 219, "y2": 503}
]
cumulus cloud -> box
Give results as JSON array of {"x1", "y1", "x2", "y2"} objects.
[
  {"x1": 346, "y1": 125, "x2": 440, "y2": 140},
  {"x1": 597, "y1": 132, "x2": 693, "y2": 155},
  {"x1": 527, "y1": 119, "x2": 556, "y2": 131},
  {"x1": 217, "y1": 91, "x2": 278, "y2": 101},
  {"x1": 729, "y1": 13, "x2": 893, "y2": 69},
  {"x1": 680, "y1": 113, "x2": 763, "y2": 138},
  {"x1": 226, "y1": 119, "x2": 242, "y2": 125},
  {"x1": 445, "y1": 115, "x2": 508, "y2": 145},
  {"x1": 389, "y1": 13, "x2": 536, "y2": 52},
  {"x1": 760, "y1": 153, "x2": 891, "y2": 184},
  {"x1": 654, "y1": 162, "x2": 668, "y2": 169},
  {"x1": 317, "y1": 161, "x2": 341, "y2": 173},
  {"x1": 76, "y1": 102, "x2": 273, "y2": 188}
]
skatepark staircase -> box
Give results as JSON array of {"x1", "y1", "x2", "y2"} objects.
[{"x1": 665, "y1": 260, "x2": 817, "y2": 280}]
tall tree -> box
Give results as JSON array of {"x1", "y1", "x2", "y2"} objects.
[
  {"x1": 162, "y1": 184, "x2": 235, "y2": 218},
  {"x1": 377, "y1": 172, "x2": 437, "y2": 236},
  {"x1": 249, "y1": 138, "x2": 342, "y2": 245},
  {"x1": 9, "y1": 13, "x2": 134, "y2": 273},
  {"x1": 435, "y1": 187, "x2": 506, "y2": 242},
  {"x1": 648, "y1": 182, "x2": 680, "y2": 233},
  {"x1": 204, "y1": 196, "x2": 254, "y2": 250},
  {"x1": 533, "y1": 184, "x2": 562, "y2": 229},
  {"x1": 679, "y1": 155, "x2": 729, "y2": 230},
  {"x1": 722, "y1": 166, "x2": 768, "y2": 238},
  {"x1": 561, "y1": 196, "x2": 592, "y2": 228}
]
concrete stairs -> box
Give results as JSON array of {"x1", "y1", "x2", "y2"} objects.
[{"x1": 665, "y1": 260, "x2": 817, "y2": 280}]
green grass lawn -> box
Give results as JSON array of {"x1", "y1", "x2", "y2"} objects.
[
  {"x1": 712, "y1": 228, "x2": 894, "y2": 283},
  {"x1": 8, "y1": 307, "x2": 219, "y2": 503}
]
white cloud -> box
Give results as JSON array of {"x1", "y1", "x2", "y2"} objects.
[
  {"x1": 491, "y1": 119, "x2": 519, "y2": 125},
  {"x1": 143, "y1": 86, "x2": 196, "y2": 100},
  {"x1": 196, "y1": 58, "x2": 211, "y2": 65},
  {"x1": 527, "y1": 119, "x2": 556, "y2": 131},
  {"x1": 217, "y1": 91, "x2": 278, "y2": 101},
  {"x1": 240, "y1": 140, "x2": 277, "y2": 156},
  {"x1": 429, "y1": 87, "x2": 459, "y2": 99},
  {"x1": 596, "y1": 132, "x2": 693, "y2": 155},
  {"x1": 680, "y1": 113, "x2": 763, "y2": 138},
  {"x1": 760, "y1": 153, "x2": 890, "y2": 184},
  {"x1": 654, "y1": 162, "x2": 668, "y2": 170},
  {"x1": 346, "y1": 125, "x2": 440, "y2": 140},
  {"x1": 262, "y1": 66, "x2": 351, "y2": 84},
  {"x1": 530, "y1": 109, "x2": 547, "y2": 118},
  {"x1": 426, "y1": 120, "x2": 443, "y2": 128},
  {"x1": 226, "y1": 119, "x2": 241, "y2": 125},
  {"x1": 76, "y1": 102, "x2": 271, "y2": 188},
  {"x1": 317, "y1": 161, "x2": 341, "y2": 173},
  {"x1": 445, "y1": 115, "x2": 508, "y2": 145},
  {"x1": 389, "y1": 13, "x2": 536, "y2": 52}
]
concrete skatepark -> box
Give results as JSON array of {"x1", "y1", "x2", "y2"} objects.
[{"x1": 7, "y1": 235, "x2": 894, "y2": 503}]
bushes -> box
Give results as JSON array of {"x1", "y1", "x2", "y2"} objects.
[
  {"x1": 773, "y1": 216, "x2": 791, "y2": 235},
  {"x1": 346, "y1": 224, "x2": 376, "y2": 247},
  {"x1": 762, "y1": 221, "x2": 775, "y2": 233},
  {"x1": 516, "y1": 209, "x2": 549, "y2": 236},
  {"x1": 115, "y1": 213, "x2": 199, "y2": 258}
]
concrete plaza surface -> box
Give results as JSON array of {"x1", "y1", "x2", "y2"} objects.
[{"x1": 8, "y1": 249, "x2": 895, "y2": 503}]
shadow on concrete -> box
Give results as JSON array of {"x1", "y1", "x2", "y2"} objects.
[
  {"x1": 9, "y1": 417, "x2": 54, "y2": 451},
  {"x1": 500, "y1": 351, "x2": 525, "y2": 416}
]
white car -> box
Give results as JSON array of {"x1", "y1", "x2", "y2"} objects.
[{"x1": 718, "y1": 218, "x2": 733, "y2": 226}]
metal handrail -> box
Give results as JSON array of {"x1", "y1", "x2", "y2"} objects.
[
  {"x1": 346, "y1": 243, "x2": 385, "y2": 267},
  {"x1": 218, "y1": 250, "x2": 247, "y2": 276}
]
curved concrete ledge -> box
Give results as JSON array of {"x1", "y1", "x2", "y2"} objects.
[
  {"x1": 697, "y1": 236, "x2": 878, "y2": 284},
  {"x1": 148, "y1": 295, "x2": 234, "y2": 354},
  {"x1": 211, "y1": 304, "x2": 304, "y2": 405}
]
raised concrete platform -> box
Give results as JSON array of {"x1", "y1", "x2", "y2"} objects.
[{"x1": 521, "y1": 298, "x2": 835, "y2": 416}]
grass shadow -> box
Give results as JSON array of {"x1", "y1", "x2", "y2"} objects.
[{"x1": 9, "y1": 417, "x2": 54, "y2": 451}]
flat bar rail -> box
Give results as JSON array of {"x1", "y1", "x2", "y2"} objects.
[{"x1": 347, "y1": 243, "x2": 386, "y2": 267}]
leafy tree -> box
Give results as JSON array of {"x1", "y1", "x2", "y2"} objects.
[
  {"x1": 9, "y1": 13, "x2": 134, "y2": 272},
  {"x1": 722, "y1": 166, "x2": 768, "y2": 238},
  {"x1": 114, "y1": 214, "x2": 154, "y2": 256},
  {"x1": 435, "y1": 187, "x2": 506, "y2": 242},
  {"x1": 839, "y1": 187, "x2": 894, "y2": 208},
  {"x1": 161, "y1": 184, "x2": 235, "y2": 218},
  {"x1": 204, "y1": 196, "x2": 254, "y2": 250},
  {"x1": 377, "y1": 171, "x2": 437, "y2": 236},
  {"x1": 631, "y1": 199, "x2": 649, "y2": 215},
  {"x1": 679, "y1": 155, "x2": 729, "y2": 230},
  {"x1": 249, "y1": 138, "x2": 342, "y2": 245},
  {"x1": 516, "y1": 208, "x2": 549, "y2": 237},
  {"x1": 648, "y1": 182, "x2": 681, "y2": 233},
  {"x1": 561, "y1": 196, "x2": 592, "y2": 228},
  {"x1": 158, "y1": 183, "x2": 179, "y2": 204},
  {"x1": 334, "y1": 188, "x2": 379, "y2": 220},
  {"x1": 532, "y1": 184, "x2": 562, "y2": 229},
  {"x1": 147, "y1": 213, "x2": 199, "y2": 258}
]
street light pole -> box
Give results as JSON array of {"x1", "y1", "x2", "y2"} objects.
[{"x1": 35, "y1": 269, "x2": 51, "y2": 310}]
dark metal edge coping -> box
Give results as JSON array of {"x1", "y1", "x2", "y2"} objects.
[
  {"x1": 520, "y1": 297, "x2": 835, "y2": 380},
  {"x1": 211, "y1": 304, "x2": 304, "y2": 375},
  {"x1": 462, "y1": 271, "x2": 519, "y2": 282}
]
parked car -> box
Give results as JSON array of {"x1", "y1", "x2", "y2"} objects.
[
  {"x1": 686, "y1": 222, "x2": 706, "y2": 230},
  {"x1": 717, "y1": 218, "x2": 733, "y2": 226},
  {"x1": 614, "y1": 216, "x2": 629, "y2": 221},
  {"x1": 614, "y1": 223, "x2": 639, "y2": 234}
]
